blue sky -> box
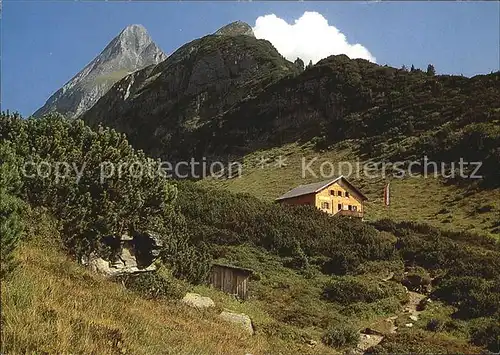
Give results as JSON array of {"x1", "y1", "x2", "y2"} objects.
[{"x1": 2, "y1": 1, "x2": 499, "y2": 117}]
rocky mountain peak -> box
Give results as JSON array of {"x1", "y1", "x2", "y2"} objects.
[
  {"x1": 214, "y1": 21, "x2": 255, "y2": 37},
  {"x1": 113, "y1": 24, "x2": 150, "y2": 49},
  {"x1": 34, "y1": 24, "x2": 166, "y2": 119},
  {"x1": 119, "y1": 24, "x2": 148, "y2": 37}
]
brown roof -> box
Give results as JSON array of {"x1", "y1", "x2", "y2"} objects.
[
  {"x1": 212, "y1": 262, "x2": 254, "y2": 274},
  {"x1": 275, "y1": 176, "x2": 368, "y2": 201}
]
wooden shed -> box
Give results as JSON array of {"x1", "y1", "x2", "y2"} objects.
[{"x1": 209, "y1": 263, "x2": 253, "y2": 300}]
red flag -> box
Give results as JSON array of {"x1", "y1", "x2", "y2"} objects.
[{"x1": 383, "y1": 182, "x2": 390, "y2": 206}]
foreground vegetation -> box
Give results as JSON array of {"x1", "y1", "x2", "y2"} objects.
[
  {"x1": 1, "y1": 211, "x2": 274, "y2": 355},
  {"x1": 1, "y1": 113, "x2": 499, "y2": 353}
]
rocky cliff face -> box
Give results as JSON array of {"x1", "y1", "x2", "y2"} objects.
[
  {"x1": 83, "y1": 21, "x2": 298, "y2": 159},
  {"x1": 34, "y1": 24, "x2": 166, "y2": 119}
]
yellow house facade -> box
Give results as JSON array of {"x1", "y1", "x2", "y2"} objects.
[{"x1": 275, "y1": 176, "x2": 368, "y2": 218}]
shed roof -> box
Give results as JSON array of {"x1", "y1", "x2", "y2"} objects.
[
  {"x1": 212, "y1": 262, "x2": 254, "y2": 274},
  {"x1": 275, "y1": 176, "x2": 368, "y2": 201}
]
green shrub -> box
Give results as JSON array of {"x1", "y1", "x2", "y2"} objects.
[
  {"x1": 321, "y1": 323, "x2": 360, "y2": 348},
  {"x1": 116, "y1": 270, "x2": 187, "y2": 300},
  {"x1": 426, "y1": 318, "x2": 444, "y2": 332},
  {"x1": 470, "y1": 317, "x2": 500, "y2": 353},
  {"x1": 432, "y1": 276, "x2": 500, "y2": 319},
  {"x1": 161, "y1": 236, "x2": 211, "y2": 284},
  {"x1": 372, "y1": 219, "x2": 500, "y2": 321},
  {"x1": 354, "y1": 259, "x2": 405, "y2": 280},
  {"x1": 0, "y1": 141, "x2": 25, "y2": 279},
  {"x1": 321, "y1": 248, "x2": 361, "y2": 275},
  {"x1": 366, "y1": 330, "x2": 482, "y2": 354},
  {"x1": 259, "y1": 321, "x2": 310, "y2": 343},
  {"x1": 1, "y1": 114, "x2": 182, "y2": 258},
  {"x1": 342, "y1": 295, "x2": 404, "y2": 319},
  {"x1": 323, "y1": 277, "x2": 390, "y2": 305},
  {"x1": 176, "y1": 181, "x2": 396, "y2": 275},
  {"x1": 284, "y1": 242, "x2": 310, "y2": 271},
  {"x1": 442, "y1": 319, "x2": 466, "y2": 334},
  {"x1": 1, "y1": 114, "x2": 212, "y2": 283}
]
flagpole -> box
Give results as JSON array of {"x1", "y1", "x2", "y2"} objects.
[{"x1": 384, "y1": 181, "x2": 391, "y2": 220}]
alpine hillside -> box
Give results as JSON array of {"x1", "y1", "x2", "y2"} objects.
[
  {"x1": 3, "y1": 13, "x2": 500, "y2": 355},
  {"x1": 82, "y1": 23, "x2": 499, "y2": 183},
  {"x1": 34, "y1": 24, "x2": 167, "y2": 119},
  {"x1": 81, "y1": 21, "x2": 500, "y2": 236}
]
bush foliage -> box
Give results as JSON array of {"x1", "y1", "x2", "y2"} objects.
[
  {"x1": 0, "y1": 141, "x2": 25, "y2": 278},
  {"x1": 322, "y1": 277, "x2": 392, "y2": 305},
  {"x1": 321, "y1": 323, "x2": 360, "y2": 348},
  {"x1": 176, "y1": 181, "x2": 396, "y2": 274},
  {"x1": 0, "y1": 113, "x2": 210, "y2": 283},
  {"x1": 470, "y1": 317, "x2": 500, "y2": 353},
  {"x1": 116, "y1": 270, "x2": 187, "y2": 300},
  {"x1": 366, "y1": 330, "x2": 483, "y2": 354}
]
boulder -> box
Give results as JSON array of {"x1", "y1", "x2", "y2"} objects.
[
  {"x1": 181, "y1": 293, "x2": 215, "y2": 309},
  {"x1": 219, "y1": 310, "x2": 254, "y2": 335}
]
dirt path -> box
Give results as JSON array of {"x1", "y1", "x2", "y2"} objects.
[
  {"x1": 405, "y1": 291, "x2": 426, "y2": 317},
  {"x1": 356, "y1": 291, "x2": 427, "y2": 352}
]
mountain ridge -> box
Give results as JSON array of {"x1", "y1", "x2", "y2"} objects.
[
  {"x1": 83, "y1": 31, "x2": 299, "y2": 158},
  {"x1": 81, "y1": 36, "x2": 499, "y2": 187}
]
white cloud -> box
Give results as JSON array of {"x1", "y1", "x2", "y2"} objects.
[{"x1": 252, "y1": 12, "x2": 376, "y2": 65}]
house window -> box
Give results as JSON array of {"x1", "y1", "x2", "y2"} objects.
[
  {"x1": 352, "y1": 205, "x2": 358, "y2": 211},
  {"x1": 321, "y1": 202, "x2": 330, "y2": 209},
  {"x1": 338, "y1": 204, "x2": 342, "y2": 210},
  {"x1": 337, "y1": 191, "x2": 342, "y2": 196},
  {"x1": 345, "y1": 191, "x2": 350, "y2": 198},
  {"x1": 348, "y1": 205, "x2": 352, "y2": 211},
  {"x1": 330, "y1": 190, "x2": 335, "y2": 196}
]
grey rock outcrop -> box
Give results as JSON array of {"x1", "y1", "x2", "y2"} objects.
[
  {"x1": 214, "y1": 21, "x2": 255, "y2": 37},
  {"x1": 219, "y1": 310, "x2": 254, "y2": 335},
  {"x1": 34, "y1": 24, "x2": 166, "y2": 119},
  {"x1": 88, "y1": 252, "x2": 157, "y2": 277},
  {"x1": 84, "y1": 232, "x2": 163, "y2": 277}
]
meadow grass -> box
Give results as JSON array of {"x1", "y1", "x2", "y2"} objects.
[
  {"x1": 1, "y1": 218, "x2": 343, "y2": 355},
  {"x1": 200, "y1": 143, "x2": 500, "y2": 238},
  {"x1": 1, "y1": 237, "x2": 275, "y2": 355}
]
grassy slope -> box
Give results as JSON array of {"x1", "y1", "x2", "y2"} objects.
[
  {"x1": 199, "y1": 142, "x2": 500, "y2": 238},
  {"x1": 9, "y1": 237, "x2": 477, "y2": 355},
  {"x1": 1, "y1": 212, "x2": 342, "y2": 355},
  {"x1": 3, "y1": 200, "x2": 495, "y2": 355},
  {"x1": 1, "y1": 243, "x2": 265, "y2": 355},
  {"x1": 93, "y1": 69, "x2": 131, "y2": 86}
]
